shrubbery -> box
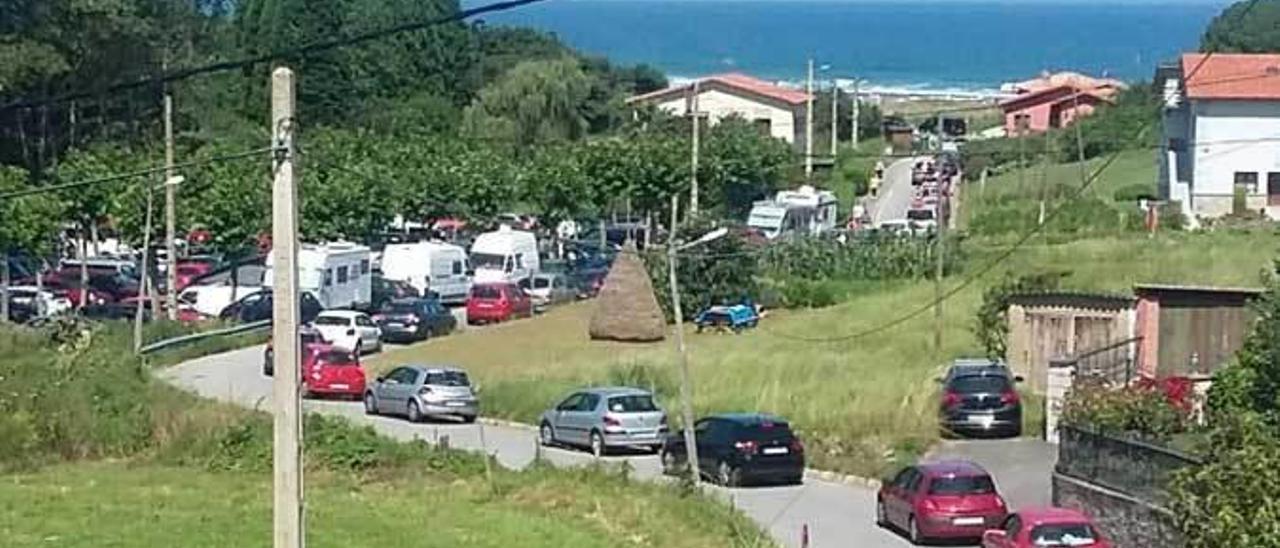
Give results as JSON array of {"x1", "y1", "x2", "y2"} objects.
[
  {"x1": 1059, "y1": 376, "x2": 1196, "y2": 440},
  {"x1": 760, "y1": 234, "x2": 957, "y2": 282}
]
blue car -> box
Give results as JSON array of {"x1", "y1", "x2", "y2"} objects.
[{"x1": 694, "y1": 302, "x2": 759, "y2": 333}]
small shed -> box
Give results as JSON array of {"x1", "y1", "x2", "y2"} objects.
[
  {"x1": 882, "y1": 117, "x2": 915, "y2": 154},
  {"x1": 1007, "y1": 291, "x2": 1135, "y2": 394},
  {"x1": 1134, "y1": 284, "x2": 1261, "y2": 378}
]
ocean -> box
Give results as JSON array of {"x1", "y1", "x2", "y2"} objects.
[{"x1": 469, "y1": 0, "x2": 1230, "y2": 95}]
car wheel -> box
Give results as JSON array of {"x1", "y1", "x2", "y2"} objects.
[
  {"x1": 363, "y1": 392, "x2": 378, "y2": 415},
  {"x1": 875, "y1": 498, "x2": 888, "y2": 528},
  {"x1": 539, "y1": 422, "x2": 556, "y2": 446},
  {"x1": 660, "y1": 450, "x2": 679, "y2": 475},
  {"x1": 407, "y1": 400, "x2": 423, "y2": 423},
  {"x1": 908, "y1": 515, "x2": 924, "y2": 545},
  {"x1": 717, "y1": 460, "x2": 742, "y2": 487},
  {"x1": 421, "y1": 327, "x2": 433, "y2": 341},
  {"x1": 648, "y1": 444, "x2": 663, "y2": 455},
  {"x1": 460, "y1": 414, "x2": 477, "y2": 424},
  {"x1": 589, "y1": 430, "x2": 605, "y2": 458}
]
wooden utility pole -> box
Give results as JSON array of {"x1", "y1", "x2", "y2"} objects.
[
  {"x1": 667, "y1": 194, "x2": 700, "y2": 487},
  {"x1": 163, "y1": 91, "x2": 178, "y2": 320},
  {"x1": 830, "y1": 81, "x2": 839, "y2": 159},
  {"x1": 805, "y1": 59, "x2": 815, "y2": 180},
  {"x1": 689, "y1": 80, "x2": 701, "y2": 216},
  {"x1": 269, "y1": 67, "x2": 304, "y2": 548},
  {"x1": 851, "y1": 79, "x2": 861, "y2": 149}
]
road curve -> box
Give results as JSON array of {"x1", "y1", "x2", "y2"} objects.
[{"x1": 160, "y1": 345, "x2": 919, "y2": 548}]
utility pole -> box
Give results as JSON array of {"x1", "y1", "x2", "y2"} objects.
[
  {"x1": 805, "y1": 59, "x2": 815, "y2": 180},
  {"x1": 933, "y1": 112, "x2": 946, "y2": 355},
  {"x1": 830, "y1": 80, "x2": 839, "y2": 159},
  {"x1": 851, "y1": 79, "x2": 860, "y2": 149},
  {"x1": 133, "y1": 181, "x2": 155, "y2": 351},
  {"x1": 689, "y1": 80, "x2": 701, "y2": 216},
  {"x1": 667, "y1": 194, "x2": 700, "y2": 487},
  {"x1": 269, "y1": 67, "x2": 304, "y2": 548},
  {"x1": 163, "y1": 91, "x2": 177, "y2": 320}
]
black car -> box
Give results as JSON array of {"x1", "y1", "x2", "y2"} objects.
[
  {"x1": 375, "y1": 297, "x2": 456, "y2": 343},
  {"x1": 371, "y1": 274, "x2": 422, "y2": 312},
  {"x1": 939, "y1": 359, "x2": 1024, "y2": 437},
  {"x1": 219, "y1": 289, "x2": 323, "y2": 324},
  {"x1": 661, "y1": 413, "x2": 805, "y2": 487}
]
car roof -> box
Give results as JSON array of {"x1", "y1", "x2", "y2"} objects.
[
  {"x1": 1015, "y1": 506, "x2": 1093, "y2": 525},
  {"x1": 917, "y1": 459, "x2": 990, "y2": 477},
  {"x1": 404, "y1": 365, "x2": 467, "y2": 375},
  {"x1": 579, "y1": 386, "x2": 653, "y2": 397},
  {"x1": 318, "y1": 309, "x2": 363, "y2": 318},
  {"x1": 707, "y1": 413, "x2": 788, "y2": 426}
]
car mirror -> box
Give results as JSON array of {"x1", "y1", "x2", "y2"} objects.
[
  {"x1": 472, "y1": 384, "x2": 482, "y2": 394},
  {"x1": 375, "y1": 375, "x2": 386, "y2": 383},
  {"x1": 1013, "y1": 375, "x2": 1025, "y2": 383}
]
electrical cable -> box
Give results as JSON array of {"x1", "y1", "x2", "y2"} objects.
[{"x1": 0, "y1": 147, "x2": 274, "y2": 201}]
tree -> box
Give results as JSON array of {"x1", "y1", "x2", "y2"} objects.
[
  {"x1": 701, "y1": 117, "x2": 795, "y2": 218},
  {"x1": 521, "y1": 145, "x2": 595, "y2": 226},
  {"x1": 463, "y1": 57, "x2": 594, "y2": 148},
  {"x1": 0, "y1": 165, "x2": 63, "y2": 321},
  {"x1": 1202, "y1": 0, "x2": 1280, "y2": 53},
  {"x1": 183, "y1": 144, "x2": 272, "y2": 254}
]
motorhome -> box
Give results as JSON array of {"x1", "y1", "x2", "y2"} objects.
[
  {"x1": 747, "y1": 185, "x2": 840, "y2": 240},
  {"x1": 774, "y1": 185, "x2": 839, "y2": 235},
  {"x1": 265, "y1": 241, "x2": 372, "y2": 310},
  {"x1": 379, "y1": 241, "x2": 472, "y2": 304},
  {"x1": 470, "y1": 226, "x2": 539, "y2": 284}
]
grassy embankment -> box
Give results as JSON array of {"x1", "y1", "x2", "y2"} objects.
[{"x1": 0, "y1": 323, "x2": 770, "y2": 548}]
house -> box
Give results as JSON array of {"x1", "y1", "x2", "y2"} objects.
[
  {"x1": 626, "y1": 72, "x2": 812, "y2": 146},
  {"x1": 1134, "y1": 284, "x2": 1261, "y2": 379},
  {"x1": 999, "y1": 71, "x2": 1125, "y2": 135},
  {"x1": 882, "y1": 116, "x2": 915, "y2": 154},
  {"x1": 1157, "y1": 53, "x2": 1280, "y2": 220}
]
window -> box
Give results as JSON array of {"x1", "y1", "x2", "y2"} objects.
[
  {"x1": 337, "y1": 266, "x2": 349, "y2": 284},
  {"x1": 890, "y1": 468, "x2": 913, "y2": 489},
  {"x1": 1235, "y1": 171, "x2": 1259, "y2": 194},
  {"x1": 424, "y1": 371, "x2": 470, "y2": 387},
  {"x1": 1028, "y1": 523, "x2": 1098, "y2": 545},
  {"x1": 392, "y1": 368, "x2": 419, "y2": 385},
  {"x1": 534, "y1": 278, "x2": 551, "y2": 289},
  {"x1": 452, "y1": 260, "x2": 464, "y2": 275},
  {"x1": 360, "y1": 259, "x2": 370, "y2": 274},
  {"x1": 557, "y1": 393, "x2": 585, "y2": 411},
  {"x1": 355, "y1": 315, "x2": 374, "y2": 327},
  {"x1": 578, "y1": 393, "x2": 600, "y2": 412},
  {"x1": 1269, "y1": 173, "x2": 1280, "y2": 206},
  {"x1": 1013, "y1": 113, "x2": 1031, "y2": 133},
  {"x1": 607, "y1": 395, "x2": 658, "y2": 413},
  {"x1": 905, "y1": 470, "x2": 924, "y2": 493},
  {"x1": 753, "y1": 118, "x2": 772, "y2": 135},
  {"x1": 515, "y1": 253, "x2": 524, "y2": 270},
  {"x1": 928, "y1": 474, "x2": 996, "y2": 495},
  {"x1": 314, "y1": 315, "x2": 350, "y2": 327},
  {"x1": 323, "y1": 269, "x2": 333, "y2": 287}
]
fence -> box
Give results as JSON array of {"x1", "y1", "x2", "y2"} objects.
[
  {"x1": 137, "y1": 319, "x2": 271, "y2": 355},
  {"x1": 1055, "y1": 424, "x2": 1202, "y2": 504},
  {"x1": 1051, "y1": 336, "x2": 1142, "y2": 387}
]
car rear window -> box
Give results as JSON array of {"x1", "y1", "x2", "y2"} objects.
[
  {"x1": 472, "y1": 285, "x2": 500, "y2": 299},
  {"x1": 948, "y1": 375, "x2": 1010, "y2": 393},
  {"x1": 384, "y1": 302, "x2": 419, "y2": 314},
  {"x1": 316, "y1": 350, "x2": 357, "y2": 365},
  {"x1": 533, "y1": 278, "x2": 551, "y2": 289},
  {"x1": 738, "y1": 421, "x2": 795, "y2": 443},
  {"x1": 607, "y1": 395, "x2": 657, "y2": 413},
  {"x1": 424, "y1": 371, "x2": 470, "y2": 387},
  {"x1": 314, "y1": 316, "x2": 349, "y2": 326},
  {"x1": 1028, "y1": 523, "x2": 1099, "y2": 546},
  {"x1": 928, "y1": 474, "x2": 996, "y2": 495}
]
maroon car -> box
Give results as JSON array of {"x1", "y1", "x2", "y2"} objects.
[{"x1": 877, "y1": 459, "x2": 1009, "y2": 544}]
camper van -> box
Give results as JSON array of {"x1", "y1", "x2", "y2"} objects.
[
  {"x1": 265, "y1": 241, "x2": 372, "y2": 310},
  {"x1": 379, "y1": 241, "x2": 472, "y2": 304},
  {"x1": 470, "y1": 226, "x2": 539, "y2": 284},
  {"x1": 775, "y1": 185, "x2": 839, "y2": 235},
  {"x1": 747, "y1": 186, "x2": 839, "y2": 240}
]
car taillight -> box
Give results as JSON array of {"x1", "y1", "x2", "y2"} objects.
[
  {"x1": 942, "y1": 391, "x2": 963, "y2": 408},
  {"x1": 734, "y1": 440, "x2": 758, "y2": 454},
  {"x1": 371, "y1": 314, "x2": 384, "y2": 323},
  {"x1": 1001, "y1": 390, "x2": 1020, "y2": 405},
  {"x1": 603, "y1": 415, "x2": 623, "y2": 433}
]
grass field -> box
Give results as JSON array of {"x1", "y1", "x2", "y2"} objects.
[
  {"x1": 0, "y1": 461, "x2": 768, "y2": 548},
  {"x1": 372, "y1": 229, "x2": 1277, "y2": 479}
]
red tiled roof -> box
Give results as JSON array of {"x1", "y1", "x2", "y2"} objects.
[
  {"x1": 998, "y1": 84, "x2": 1115, "y2": 110},
  {"x1": 628, "y1": 72, "x2": 812, "y2": 106},
  {"x1": 1183, "y1": 53, "x2": 1280, "y2": 101},
  {"x1": 1011, "y1": 71, "x2": 1125, "y2": 94}
]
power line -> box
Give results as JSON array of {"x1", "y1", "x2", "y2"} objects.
[
  {"x1": 0, "y1": 0, "x2": 550, "y2": 114},
  {"x1": 0, "y1": 147, "x2": 273, "y2": 201},
  {"x1": 1184, "y1": 0, "x2": 1265, "y2": 84}
]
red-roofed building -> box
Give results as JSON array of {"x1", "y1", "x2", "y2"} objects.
[
  {"x1": 998, "y1": 71, "x2": 1125, "y2": 135},
  {"x1": 626, "y1": 72, "x2": 812, "y2": 146},
  {"x1": 1156, "y1": 53, "x2": 1280, "y2": 221}
]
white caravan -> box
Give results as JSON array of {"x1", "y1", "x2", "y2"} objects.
[
  {"x1": 775, "y1": 185, "x2": 839, "y2": 235},
  {"x1": 747, "y1": 185, "x2": 840, "y2": 240},
  {"x1": 265, "y1": 241, "x2": 372, "y2": 310},
  {"x1": 379, "y1": 241, "x2": 472, "y2": 304},
  {"x1": 470, "y1": 226, "x2": 540, "y2": 284}
]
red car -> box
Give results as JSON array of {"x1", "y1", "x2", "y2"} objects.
[
  {"x1": 466, "y1": 282, "x2": 532, "y2": 325},
  {"x1": 877, "y1": 460, "x2": 1008, "y2": 544},
  {"x1": 982, "y1": 507, "x2": 1110, "y2": 548},
  {"x1": 301, "y1": 344, "x2": 366, "y2": 399},
  {"x1": 173, "y1": 260, "x2": 215, "y2": 291}
]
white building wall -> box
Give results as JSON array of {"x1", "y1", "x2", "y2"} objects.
[
  {"x1": 656, "y1": 89, "x2": 798, "y2": 144},
  {"x1": 1191, "y1": 100, "x2": 1280, "y2": 218}
]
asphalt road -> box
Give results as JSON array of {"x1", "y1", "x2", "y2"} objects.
[{"x1": 870, "y1": 157, "x2": 921, "y2": 225}]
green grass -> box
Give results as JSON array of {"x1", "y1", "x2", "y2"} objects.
[
  {"x1": 0, "y1": 461, "x2": 769, "y2": 548},
  {"x1": 372, "y1": 230, "x2": 1277, "y2": 479}
]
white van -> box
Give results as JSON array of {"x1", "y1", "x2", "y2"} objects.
[
  {"x1": 470, "y1": 226, "x2": 539, "y2": 284},
  {"x1": 775, "y1": 185, "x2": 839, "y2": 236},
  {"x1": 380, "y1": 241, "x2": 472, "y2": 304},
  {"x1": 178, "y1": 284, "x2": 264, "y2": 318},
  {"x1": 265, "y1": 241, "x2": 372, "y2": 310}
]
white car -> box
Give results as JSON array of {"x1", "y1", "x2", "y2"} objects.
[
  {"x1": 311, "y1": 310, "x2": 382, "y2": 354},
  {"x1": 8, "y1": 286, "x2": 72, "y2": 318}
]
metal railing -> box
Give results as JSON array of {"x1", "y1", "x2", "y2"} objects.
[
  {"x1": 1056, "y1": 424, "x2": 1202, "y2": 504},
  {"x1": 1051, "y1": 336, "x2": 1142, "y2": 387},
  {"x1": 138, "y1": 319, "x2": 270, "y2": 355}
]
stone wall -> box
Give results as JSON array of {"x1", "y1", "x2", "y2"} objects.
[{"x1": 1052, "y1": 472, "x2": 1184, "y2": 548}]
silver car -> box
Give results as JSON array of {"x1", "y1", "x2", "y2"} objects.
[
  {"x1": 538, "y1": 387, "x2": 668, "y2": 457},
  {"x1": 364, "y1": 365, "x2": 478, "y2": 423}
]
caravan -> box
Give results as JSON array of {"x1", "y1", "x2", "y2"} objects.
[
  {"x1": 775, "y1": 185, "x2": 838, "y2": 235},
  {"x1": 746, "y1": 185, "x2": 839, "y2": 240},
  {"x1": 469, "y1": 226, "x2": 540, "y2": 284},
  {"x1": 379, "y1": 241, "x2": 472, "y2": 304},
  {"x1": 265, "y1": 241, "x2": 372, "y2": 310}
]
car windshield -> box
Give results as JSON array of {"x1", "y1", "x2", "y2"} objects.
[
  {"x1": 472, "y1": 285, "x2": 501, "y2": 299},
  {"x1": 533, "y1": 278, "x2": 551, "y2": 289},
  {"x1": 928, "y1": 474, "x2": 995, "y2": 495},
  {"x1": 314, "y1": 316, "x2": 350, "y2": 326},
  {"x1": 424, "y1": 371, "x2": 469, "y2": 387},
  {"x1": 1029, "y1": 524, "x2": 1098, "y2": 546},
  {"x1": 471, "y1": 253, "x2": 506, "y2": 269},
  {"x1": 740, "y1": 422, "x2": 795, "y2": 443},
  {"x1": 949, "y1": 375, "x2": 1010, "y2": 393},
  {"x1": 384, "y1": 302, "x2": 420, "y2": 314},
  {"x1": 607, "y1": 395, "x2": 657, "y2": 413}
]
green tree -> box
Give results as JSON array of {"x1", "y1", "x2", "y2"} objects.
[
  {"x1": 701, "y1": 117, "x2": 795, "y2": 218},
  {"x1": 521, "y1": 145, "x2": 595, "y2": 225},
  {"x1": 1202, "y1": 0, "x2": 1280, "y2": 53},
  {"x1": 463, "y1": 57, "x2": 594, "y2": 148},
  {"x1": 0, "y1": 165, "x2": 63, "y2": 320},
  {"x1": 183, "y1": 145, "x2": 272, "y2": 253}
]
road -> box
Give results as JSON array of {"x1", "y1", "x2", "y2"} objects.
[
  {"x1": 161, "y1": 345, "x2": 1055, "y2": 548},
  {"x1": 870, "y1": 157, "x2": 920, "y2": 225}
]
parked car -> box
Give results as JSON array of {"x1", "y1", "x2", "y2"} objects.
[
  {"x1": 263, "y1": 325, "x2": 325, "y2": 376},
  {"x1": 363, "y1": 365, "x2": 478, "y2": 423},
  {"x1": 877, "y1": 460, "x2": 1009, "y2": 544},
  {"x1": 311, "y1": 310, "x2": 382, "y2": 354},
  {"x1": 301, "y1": 344, "x2": 366, "y2": 399},
  {"x1": 539, "y1": 387, "x2": 668, "y2": 457},
  {"x1": 525, "y1": 273, "x2": 575, "y2": 311},
  {"x1": 660, "y1": 413, "x2": 805, "y2": 487},
  {"x1": 374, "y1": 298, "x2": 456, "y2": 343},
  {"x1": 6, "y1": 286, "x2": 72, "y2": 322},
  {"x1": 219, "y1": 289, "x2": 323, "y2": 324},
  {"x1": 371, "y1": 274, "x2": 422, "y2": 312},
  {"x1": 939, "y1": 359, "x2": 1023, "y2": 437},
  {"x1": 466, "y1": 282, "x2": 532, "y2": 324},
  {"x1": 982, "y1": 507, "x2": 1110, "y2": 548},
  {"x1": 173, "y1": 260, "x2": 217, "y2": 290}
]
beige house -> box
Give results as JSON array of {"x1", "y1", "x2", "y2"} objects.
[
  {"x1": 1006, "y1": 292, "x2": 1135, "y2": 394},
  {"x1": 626, "y1": 72, "x2": 812, "y2": 146}
]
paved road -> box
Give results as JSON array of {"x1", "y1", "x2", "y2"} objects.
[
  {"x1": 161, "y1": 346, "x2": 920, "y2": 548},
  {"x1": 928, "y1": 438, "x2": 1056, "y2": 510},
  {"x1": 870, "y1": 157, "x2": 921, "y2": 225}
]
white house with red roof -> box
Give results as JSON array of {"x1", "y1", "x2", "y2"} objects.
[
  {"x1": 626, "y1": 72, "x2": 812, "y2": 146},
  {"x1": 1157, "y1": 53, "x2": 1280, "y2": 220}
]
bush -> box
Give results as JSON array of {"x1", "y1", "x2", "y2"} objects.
[
  {"x1": 769, "y1": 278, "x2": 842, "y2": 308},
  {"x1": 1060, "y1": 376, "x2": 1195, "y2": 440},
  {"x1": 605, "y1": 362, "x2": 677, "y2": 398},
  {"x1": 760, "y1": 233, "x2": 954, "y2": 282},
  {"x1": 645, "y1": 216, "x2": 761, "y2": 320}
]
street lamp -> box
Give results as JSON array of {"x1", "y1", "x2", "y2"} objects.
[{"x1": 667, "y1": 216, "x2": 728, "y2": 487}]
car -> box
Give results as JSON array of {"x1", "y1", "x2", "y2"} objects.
[
  {"x1": 363, "y1": 365, "x2": 478, "y2": 423},
  {"x1": 371, "y1": 273, "x2": 422, "y2": 312},
  {"x1": 5, "y1": 286, "x2": 72, "y2": 322},
  {"x1": 525, "y1": 273, "x2": 575, "y2": 311},
  {"x1": 219, "y1": 289, "x2": 324, "y2": 324},
  {"x1": 311, "y1": 310, "x2": 382, "y2": 354},
  {"x1": 877, "y1": 460, "x2": 1009, "y2": 545},
  {"x1": 539, "y1": 387, "x2": 668, "y2": 457},
  {"x1": 660, "y1": 413, "x2": 805, "y2": 487},
  {"x1": 374, "y1": 297, "x2": 456, "y2": 343},
  {"x1": 982, "y1": 507, "x2": 1110, "y2": 548},
  {"x1": 939, "y1": 359, "x2": 1023, "y2": 437},
  {"x1": 300, "y1": 344, "x2": 367, "y2": 399},
  {"x1": 466, "y1": 282, "x2": 532, "y2": 324},
  {"x1": 173, "y1": 260, "x2": 216, "y2": 290},
  {"x1": 262, "y1": 325, "x2": 325, "y2": 376}
]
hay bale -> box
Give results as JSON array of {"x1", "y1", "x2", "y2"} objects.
[{"x1": 589, "y1": 245, "x2": 666, "y2": 342}]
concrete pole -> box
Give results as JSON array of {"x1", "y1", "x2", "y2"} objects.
[
  {"x1": 668, "y1": 194, "x2": 700, "y2": 487},
  {"x1": 933, "y1": 112, "x2": 946, "y2": 356},
  {"x1": 269, "y1": 67, "x2": 304, "y2": 548},
  {"x1": 851, "y1": 79, "x2": 861, "y2": 149},
  {"x1": 805, "y1": 59, "x2": 815, "y2": 180},
  {"x1": 163, "y1": 92, "x2": 177, "y2": 320},
  {"x1": 830, "y1": 80, "x2": 839, "y2": 159},
  {"x1": 690, "y1": 80, "x2": 701, "y2": 216},
  {"x1": 133, "y1": 183, "x2": 155, "y2": 351}
]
